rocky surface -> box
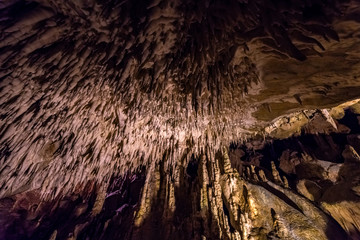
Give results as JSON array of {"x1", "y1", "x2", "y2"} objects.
[
  {"x1": 231, "y1": 108, "x2": 360, "y2": 239},
  {"x1": 1, "y1": 0, "x2": 360, "y2": 239},
  {"x1": 2, "y1": 107, "x2": 360, "y2": 239}
]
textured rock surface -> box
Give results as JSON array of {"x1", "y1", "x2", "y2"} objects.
[
  {"x1": 1, "y1": 0, "x2": 360, "y2": 239},
  {"x1": 233, "y1": 108, "x2": 360, "y2": 239}
]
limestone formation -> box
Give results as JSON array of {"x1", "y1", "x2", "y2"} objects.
[{"x1": 1, "y1": 0, "x2": 360, "y2": 239}]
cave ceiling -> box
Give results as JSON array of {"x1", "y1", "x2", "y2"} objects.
[{"x1": 1, "y1": 0, "x2": 360, "y2": 239}]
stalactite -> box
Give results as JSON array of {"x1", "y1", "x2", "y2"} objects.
[{"x1": 1, "y1": 0, "x2": 360, "y2": 239}]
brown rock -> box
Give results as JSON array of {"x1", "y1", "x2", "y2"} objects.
[
  {"x1": 297, "y1": 179, "x2": 322, "y2": 201},
  {"x1": 346, "y1": 134, "x2": 360, "y2": 154},
  {"x1": 295, "y1": 162, "x2": 327, "y2": 180},
  {"x1": 279, "y1": 150, "x2": 301, "y2": 174},
  {"x1": 342, "y1": 145, "x2": 360, "y2": 163}
]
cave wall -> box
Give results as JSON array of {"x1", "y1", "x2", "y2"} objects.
[{"x1": 1, "y1": 0, "x2": 360, "y2": 199}]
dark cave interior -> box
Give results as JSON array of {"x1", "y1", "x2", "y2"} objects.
[{"x1": 1, "y1": 0, "x2": 360, "y2": 239}]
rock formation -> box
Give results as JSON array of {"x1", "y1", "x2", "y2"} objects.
[{"x1": 1, "y1": 0, "x2": 360, "y2": 239}]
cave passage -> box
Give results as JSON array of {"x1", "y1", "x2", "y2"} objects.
[{"x1": 1, "y1": 0, "x2": 360, "y2": 239}]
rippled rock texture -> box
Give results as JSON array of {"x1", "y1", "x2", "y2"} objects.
[{"x1": 1, "y1": 0, "x2": 360, "y2": 239}]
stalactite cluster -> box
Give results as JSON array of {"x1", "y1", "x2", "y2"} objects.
[
  {"x1": 1, "y1": 0, "x2": 360, "y2": 239},
  {"x1": 0, "y1": 0, "x2": 357, "y2": 198}
]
